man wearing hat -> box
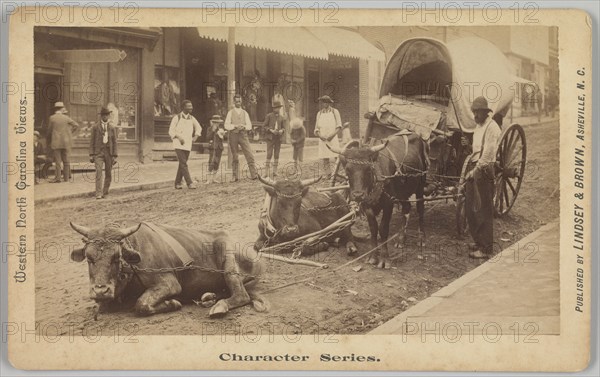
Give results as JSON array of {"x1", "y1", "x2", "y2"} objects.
[
  {"x1": 464, "y1": 96, "x2": 501, "y2": 259},
  {"x1": 206, "y1": 114, "x2": 226, "y2": 183},
  {"x1": 47, "y1": 101, "x2": 79, "y2": 183},
  {"x1": 262, "y1": 100, "x2": 286, "y2": 178},
  {"x1": 314, "y1": 95, "x2": 342, "y2": 178},
  {"x1": 89, "y1": 106, "x2": 118, "y2": 199},
  {"x1": 224, "y1": 94, "x2": 258, "y2": 181}
]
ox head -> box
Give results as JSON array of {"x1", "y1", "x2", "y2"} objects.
[
  {"x1": 327, "y1": 141, "x2": 388, "y2": 203},
  {"x1": 70, "y1": 222, "x2": 142, "y2": 302},
  {"x1": 258, "y1": 175, "x2": 322, "y2": 238}
]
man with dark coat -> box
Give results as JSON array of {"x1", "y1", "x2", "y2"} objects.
[
  {"x1": 464, "y1": 96, "x2": 501, "y2": 259},
  {"x1": 89, "y1": 107, "x2": 118, "y2": 199},
  {"x1": 262, "y1": 100, "x2": 285, "y2": 178},
  {"x1": 47, "y1": 101, "x2": 78, "y2": 183}
]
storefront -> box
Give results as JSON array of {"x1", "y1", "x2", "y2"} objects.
[{"x1": 34, "y1": 27, "x2": 161, "y2": 164}]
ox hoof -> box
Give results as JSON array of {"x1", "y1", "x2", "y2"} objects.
[
  {"x1": 209, "y1": 300, "x2": 230, "y2": 318},
  {"x1": 252, "y1": 297, "x2": 269, "y2": 312},
  {"x1": 166, "y1": 299, "x2": 182, "y2": 311},
  {"x1": 200, "y1": 292, "x2": 217, "y2": 308},
  {"x1": 377, "y1": 258, "x2": 392, "y2": 269},
  {"x1": 346, "y1": 243, "x2": 358, "y2": 255}
]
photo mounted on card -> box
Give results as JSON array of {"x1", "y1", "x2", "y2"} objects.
[{"x1": 5, "y1": 4, "x2": 592, "y2": 371}]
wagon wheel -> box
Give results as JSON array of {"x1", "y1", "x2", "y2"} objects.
[
  {"x1": 455, "y1": 153, "x2": 475, "y2": 237},
  {"x1": 494, "y1": 123, "x2": 526, "y2": 217}
]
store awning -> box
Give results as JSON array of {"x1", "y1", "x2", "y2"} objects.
[
  {"x1": 196, "y1": 27, "x2": 329, "y2": 60},
  {"x1": 308, "y1": 27, "x2": 385, "y2": 61}
]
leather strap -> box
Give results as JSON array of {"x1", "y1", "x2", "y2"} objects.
[{"x1": 142, "y1": 222, "x2": 194, "y2": 266}]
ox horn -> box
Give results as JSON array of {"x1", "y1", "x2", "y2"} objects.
[
  {"x1": 118, "y1": 223, "x2": 142, "y2": 240},
  {"x1": 257, "y1": 174, "x2": 275, "y2": 187},
  {"x1": 369, "y1": 140, "x2": 389, "y2": 153},
  {"x1": 300, "y1": 176, "x2": 323, "y2": 187},
  {"x1": 325, "y1": 143, "x2": 343, "y2": 155},
  {"x1": 70, "y1": 222, "x2": 91, "y2": 237}
]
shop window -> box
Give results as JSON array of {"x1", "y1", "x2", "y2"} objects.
[
  {"x1": 154, "y1": 66, "x2": 181, "y2": 116},
  {"x1": 154, "y1": 28, "x2": 182, "y2": 117},
  {"x1": 64, "y1": 47, "x2": 139, "y2": 142}
]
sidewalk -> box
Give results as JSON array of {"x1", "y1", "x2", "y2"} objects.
[
  {"x1": 34, "y1": 143, "x2": 319, "y2": 204},
  {"x1": 370, "y1": 221, "x2": 560, "y2": 335}
]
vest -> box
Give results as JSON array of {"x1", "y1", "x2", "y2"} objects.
[{"x1": 231, "y1": 109, "x2": 247, "y2": 125}]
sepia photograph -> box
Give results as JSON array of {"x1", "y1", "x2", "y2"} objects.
[{"x1": 32, "y1": 24, "x2": 560, "y2": 335}]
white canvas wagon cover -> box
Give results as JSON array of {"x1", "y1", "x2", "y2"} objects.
[{"x1": 379, "y1": 37, "x2": 526, "y2": 133}]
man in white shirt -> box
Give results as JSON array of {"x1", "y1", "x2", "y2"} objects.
[
  {"x1": 224, "y1": 94, "x2": 258, "y2": 181},
  {"x1": 464, "y1": 96, "x2": 501, "y2": 259},
  {"x1": 169, "y1": 99, "x2": 202, "y2": 189}
]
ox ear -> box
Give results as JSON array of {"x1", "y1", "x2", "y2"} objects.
[
  {"x1": 70, "y1": 247, "x2": 86, "y2": 262},
  {"x1": 262, "y1": 185, "x2": 276, "y2": 197},
  {"x1": 121, "y1": 245, "x2": 141, "y2": 264}
]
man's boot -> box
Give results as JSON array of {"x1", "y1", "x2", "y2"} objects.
[{"x1": 272, "y1": 160, "x2": 279, "y2": 178}]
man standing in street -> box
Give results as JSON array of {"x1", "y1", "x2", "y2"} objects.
[
  {"x1": 464, "y1": 96, "x2": 501, "y2": 259},
  {"x1": 169, "y1": 99, "x2": 202, "y2": 189},
  {"x1": 89, "y1": 107, "x2": 118, "y2": 199},
  {"x1": 47, "y1": 101, "x2": 78, "y2": 183},
  {"x1": 262, "y1": 100, "x2": 285, "y2": 178},
  {"x1": 224, "y1": 94, "x2": 258, "y2": 181},
  {"x1": 314, "y1": 95, "x2": 342, "y2": 178}
]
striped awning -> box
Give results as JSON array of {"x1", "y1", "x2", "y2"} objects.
[
  {"x1": 196, "y1": 27, "x2": 329, "y2": 60},
  {"x1": 308, "y1": 27, "x2": 385, "y2": 61}
]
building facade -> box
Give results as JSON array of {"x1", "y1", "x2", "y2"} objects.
[{"x1": 34, "y1": 27, "x2": 384, "y2": 164}]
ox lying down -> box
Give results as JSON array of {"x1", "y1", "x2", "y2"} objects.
[
  {"x1": 254, "y1": 175, "x2": 357, "y2": 256},
  {"x1": 70, "y1": 222, "x2": 267, "y2": 318}
]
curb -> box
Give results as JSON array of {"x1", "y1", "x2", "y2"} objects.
[{"x1": 369, "y1": 220, "x2": 559, "y2": 335}]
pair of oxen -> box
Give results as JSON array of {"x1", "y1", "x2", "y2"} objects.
[{"x1": 70, "y1": 135, "x2": 425, "y2": 318}]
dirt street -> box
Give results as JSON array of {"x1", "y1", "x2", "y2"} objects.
[{"x1": 34, "y1": 121, "x2": 559, "y2": 336}]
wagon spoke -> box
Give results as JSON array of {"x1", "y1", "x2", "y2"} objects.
[
  {"x1": 503, "y1": 181, "x2": 510, "y2": 209},
  {"x1": 506, "y1": 177, "x2": 517, "y2": 195}
]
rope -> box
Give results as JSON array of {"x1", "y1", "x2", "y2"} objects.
[{"x1": 259, "y1": 232, "x2": 401, "y2": 295}]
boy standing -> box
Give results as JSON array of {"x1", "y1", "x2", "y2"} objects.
[
  {"x1": 262, "y1": 101, "x2": 285, "y2": 178},
  {"x1": 207, "y1": 115, "x2": 226, "y2": 183}
]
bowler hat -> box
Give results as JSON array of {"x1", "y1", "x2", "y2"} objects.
[
  {"x1": 318, "y1": 95, "x2": 334, "y2": 103},
  {"x1": 272, "y1": 100, "x2": 283, "y2": 108},
  {"x1": 53, "y1": 101, "x2": 65, "y2": 109},
  {"x1": 211, "y1": 114, "x2": 224, "y2": 123},
  {"x1": 471, "y1": 96, "x2": 492, "y2": 112},
  {"x1": 99, "y1": 107, "x2": 112, "y2": 115},
  {"x1": 33, "y1": 130, "x2": 40, "y2": 137}
]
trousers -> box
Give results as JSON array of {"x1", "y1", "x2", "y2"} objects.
[
  {"x1": 228, "y1": 130, "x2": 257, "y2": 179},
  {"x1": 175, "y1": 148, "x2": 192, "y2": 186},
  {"x1": 465, "y1": 163, "x2": 495, "y2": 253},
  {"x1": 53, "y1": 148, "x2": 70, "y2": 181},
  {"x1": 94, "y1": 147, "x2": 113, "y2": 196}
]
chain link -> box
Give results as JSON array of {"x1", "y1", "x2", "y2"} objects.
[{"x1": 129, "y1": 263, "x2": 259, "y2": 279}]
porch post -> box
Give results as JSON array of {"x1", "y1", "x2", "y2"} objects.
[{"x1": 227, "y1": 27, "x2": 236, "y2": 169}]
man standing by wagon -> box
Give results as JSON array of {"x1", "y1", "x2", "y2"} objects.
[
  {"x1": 47, "y1": 101, "x2": 78, "y2": 183},
  {"x1": 464, "y1": 96, "x2": 501, "y2": 259},
  {"x1": 89, "y1": 107, "x2": 118, "y2": 199},
  {"x1": 224, "y1": 94, "x2": 258, "y2": 181}
]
